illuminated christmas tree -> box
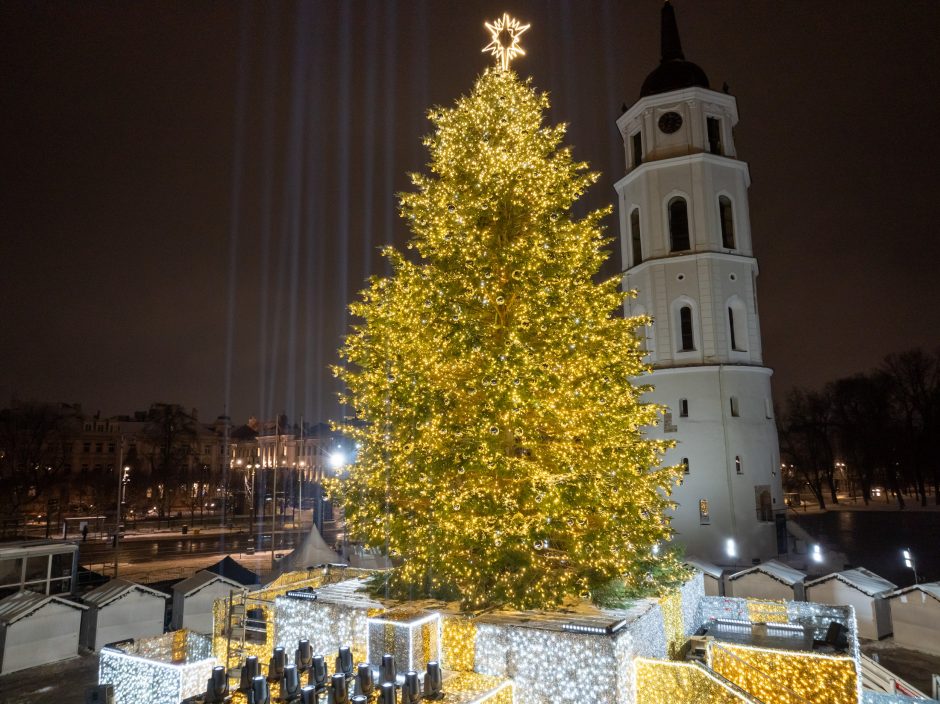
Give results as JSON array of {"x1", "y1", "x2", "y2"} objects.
[{"x1": 333, "y1": 39, "x2": 684, "y2": 609}]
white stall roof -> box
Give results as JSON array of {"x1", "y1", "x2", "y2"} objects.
[
  {"x1": 173, "y1": 570, "x2": 244, "y2": 598},
  {"x1": 685, "y1": 558, "x2": 724, "y2": 579},
  {"x1": 887, "y1": 581, "x2": 940, "y2": 603},
  {"x1": 83, "y1": 579, "x2": 168, "y2": 608},
  {"x1": 0, "y1": 590, "x2": 86, "y2": 625},
  {"x1": 0, "y1": 540, "x2": 79, "y2": 560},
  {"x1": 728, "y1": 559, "x2": 806, "y2": 586},
  {"x1": 806, "y1": 568, "x2": 896, "y2": 597}
]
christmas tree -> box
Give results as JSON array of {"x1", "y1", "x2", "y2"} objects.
[{"x1": 333, "y1": 64, "x2": 684, "y2": 610}]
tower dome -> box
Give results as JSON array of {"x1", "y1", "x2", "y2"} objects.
[{"x1": 640, "y1": 1, "x2": 709, "y2": 97}]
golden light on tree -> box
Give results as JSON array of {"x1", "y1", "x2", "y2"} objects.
[{"x1": 331, "y1": 66, "x2": 684, "y2": 610}]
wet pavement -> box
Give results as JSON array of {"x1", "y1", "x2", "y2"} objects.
[
  {"x1": 0, "y1": 652, "x2": 98, "y2": 704},
  {"x1": 793, "y1": 510, "x2": 940, "y2": 586}
]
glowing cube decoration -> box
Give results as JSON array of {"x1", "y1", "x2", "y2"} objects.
[{"x1": 367, "y1": 608, "x2": 442, "y2": 675}]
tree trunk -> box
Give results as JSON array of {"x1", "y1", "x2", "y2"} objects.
[
  {"x1": 887, "y1": 471, "x2": 905, "y2": 509},
  {"x1": 809, "y1": 478, "x2": 826, "y2": 510}
]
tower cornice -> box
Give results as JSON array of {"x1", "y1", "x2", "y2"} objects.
[
  {"x1": 614, "y1": 152, "x2": 750, "y2": 194},
  {"x1": 617, "y1": 86, "x2": 738, "y2": 135},
  {"x1": 622, "y1": 251, "x2": 759, "y2": 277}
]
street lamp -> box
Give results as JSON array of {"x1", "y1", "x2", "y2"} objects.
[
  {"x1": 241, "y1": 455, "x2": 261, "y2": 550},
  {"x1": 328, "y1": 448, "x2": 347, "y2": 470},
  {"x1": 114, "y1": 464, "x2": 130, "y2": 578},
  {"x1": 811, "y1": 544, "x2": 824, "y2": 564},
  {"x1": 326, "y1": 445, "x2": 349, "y2": 561},
  {"x1": 296, "y1": 461, "x2": 305, "y2": 527},
  {"x1": 902, "y1": 548, "x2": 919, "y2": 584}
]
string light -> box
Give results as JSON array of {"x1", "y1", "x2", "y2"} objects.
[
  {"x1": 745, "y1": 599, "x2": 789, "y2": 624},
  {"x1": 274, "y1": 596, "x2": 371, "y2": 670},
  {"x1": 366, "y1": 609, "x2": 442, "y2": 674},
  {"x1": 332, "y1": 56, "x2": 683, "y2": 613},
  {"x1": 442, "y1": 614, "x2": 478, "y2": 671},
  {"x1": 99, "y1": 632, "x2": 216, "y2": 704},
  {"x1": 99, "y1": 576, "x2": 870, "y2": 704},
  {"x1": 707, "y1": 642, "x2": 858, "y2": 704},
  {"x1": 659, "y1": 590, "x2": 684, "y2": 659},
  {"x1": 211, "y1": 569, "x2": 374, "y2": 671},
  {"x1": 633, "y1": 657, "x2": 753, "y2": 703}
]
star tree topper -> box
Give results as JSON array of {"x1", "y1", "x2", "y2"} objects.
[{"x1": 483, "y1": 13, "x2": 530, "y2": 71}]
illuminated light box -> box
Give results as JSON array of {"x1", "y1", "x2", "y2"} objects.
[
  {"x1": 442, "y1": 671, "x2": 513, "y2": 704},
  {"x1": 367, "y1": 608, "x2": 442, "y2": 675},
  {"x1": 273, "y1": 578, "x2": 384, "y2": 668},
  {"x1": 99, "y1": 630, "x2": 217, "y2": 704}
]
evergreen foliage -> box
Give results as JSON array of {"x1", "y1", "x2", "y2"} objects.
[{"x1": 332, "y1": 69, "x2": 683, "y2": 609}]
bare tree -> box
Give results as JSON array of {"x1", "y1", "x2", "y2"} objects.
[
  {"x1": 882, "y1": 348, "x2": 940, "y2": 506},
  {"x1": 142, "y1": 403, "x2": 198, "y2": 524},
  {"x1": 779, "y1": 388, "x2": 836, "y2": 509},
  {"x1": 0, "y1": 402, "x2": 81, "y2": 517},
  {"x1": 830, "y1": 373, "x2": 902, "y2": 507}
]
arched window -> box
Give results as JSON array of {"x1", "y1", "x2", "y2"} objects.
[
  {"x1": 679, "y1": 306, "x2": 695, "y2": 351},
  {"x1": 630, "y1": 208, "x2": 642, "y2": 265},
  {"x1": 728, "y1": 307, "x2": 740, "y2": 350},
  {"x1": 719, "y1": 196, "x2": 735, "y2": 249},
  {"x1": 668, "y1": 197, "x2": 690, "y2": 251},
  {"x1": 727, "y1": 297, "x2": 748, "y2": 352},
  {"x1": 735, "y1": 455, "x2": 743, "y2": 474}
]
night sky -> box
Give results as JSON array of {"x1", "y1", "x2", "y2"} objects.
[{"x1": 2, "y1": 1, "x2": 938, "y2": 425}]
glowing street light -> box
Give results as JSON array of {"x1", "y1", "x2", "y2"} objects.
[
  {"x1": 328, "y1": 448, "x2": 347, "y2": 471},
  {"x1": 902, "y1": 548, "x2": 919, "y2": 584},
  {"x1": 811, "y1": 544, "x2": 824, "y2": 564}
]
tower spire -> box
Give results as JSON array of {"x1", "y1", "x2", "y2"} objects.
[
  {"x1": 640, "y1": 0, "x2": 709, "y2": 97},
  {"x1": 660, "y1": 1, "x2": 685, "y2": 62}
]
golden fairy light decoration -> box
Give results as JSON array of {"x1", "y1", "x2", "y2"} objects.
[
  {"x1": 483, "y1": 13, "x2": 530, "y2": 70},
  {"x1": 332, "y1": 38, "x2": 683, "y2": 611}
]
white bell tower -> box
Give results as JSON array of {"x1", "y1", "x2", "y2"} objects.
[{"x1": 616, "y1": 1, "x2": 785, "y2": 565}]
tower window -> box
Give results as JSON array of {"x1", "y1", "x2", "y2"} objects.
[
  {"x1": 663, "y1": 412, "x2": 677, "y2": 433},
  {"x1": 630, "y1": 208, "x2": 643, "y2": 265},
  {"x1": 728, "y1": 299, "x2": 747, "y2": 352},
  {"x1": 679, "y1": 398, "x2": 689, "y2": 417},
  {"x1": 631, "y1": 131, "x2": 643, "y2": 168},
  {"x1": 699, "y1": 499, "x2": 710, "y2": 524},
  {"x1": 719, "y1": 196, "x2": 735, "y2": 248},
  {"x1": 757, "y1": 489, "x2": 773, "y2": 522},
  {"x1": 735, "y1": 456, "x2": 743, "y2": 474},
  {"x1": 683, "y1": 458, "x2": 690, "y2": 474},
  {"x1": 707, "y1": 117, "x2": 723, "y2": 155},
  {"x1": 730, "y1": 396, "x2": 740, "y2": 417},
  {"x1": 668, "y1": 197, "x2": 690, "y2": 251},
  {"x1": 679, "y1": 305, "x2": 695, "y2": 351}
]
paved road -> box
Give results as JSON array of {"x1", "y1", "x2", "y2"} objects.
[
  {"x1": 794, "y1": 510, "x2": 940, "y2": 586},
  {"x1": 77, "y1": 529, "x2": 307, "y2": 567},
  {"x1": 0, "y1": 653, "x2": 97, "y2": 704}
]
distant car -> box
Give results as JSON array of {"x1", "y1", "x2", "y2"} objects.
[{"x1": 872, "y1": 488, "x2": 883, "y2": 498}]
